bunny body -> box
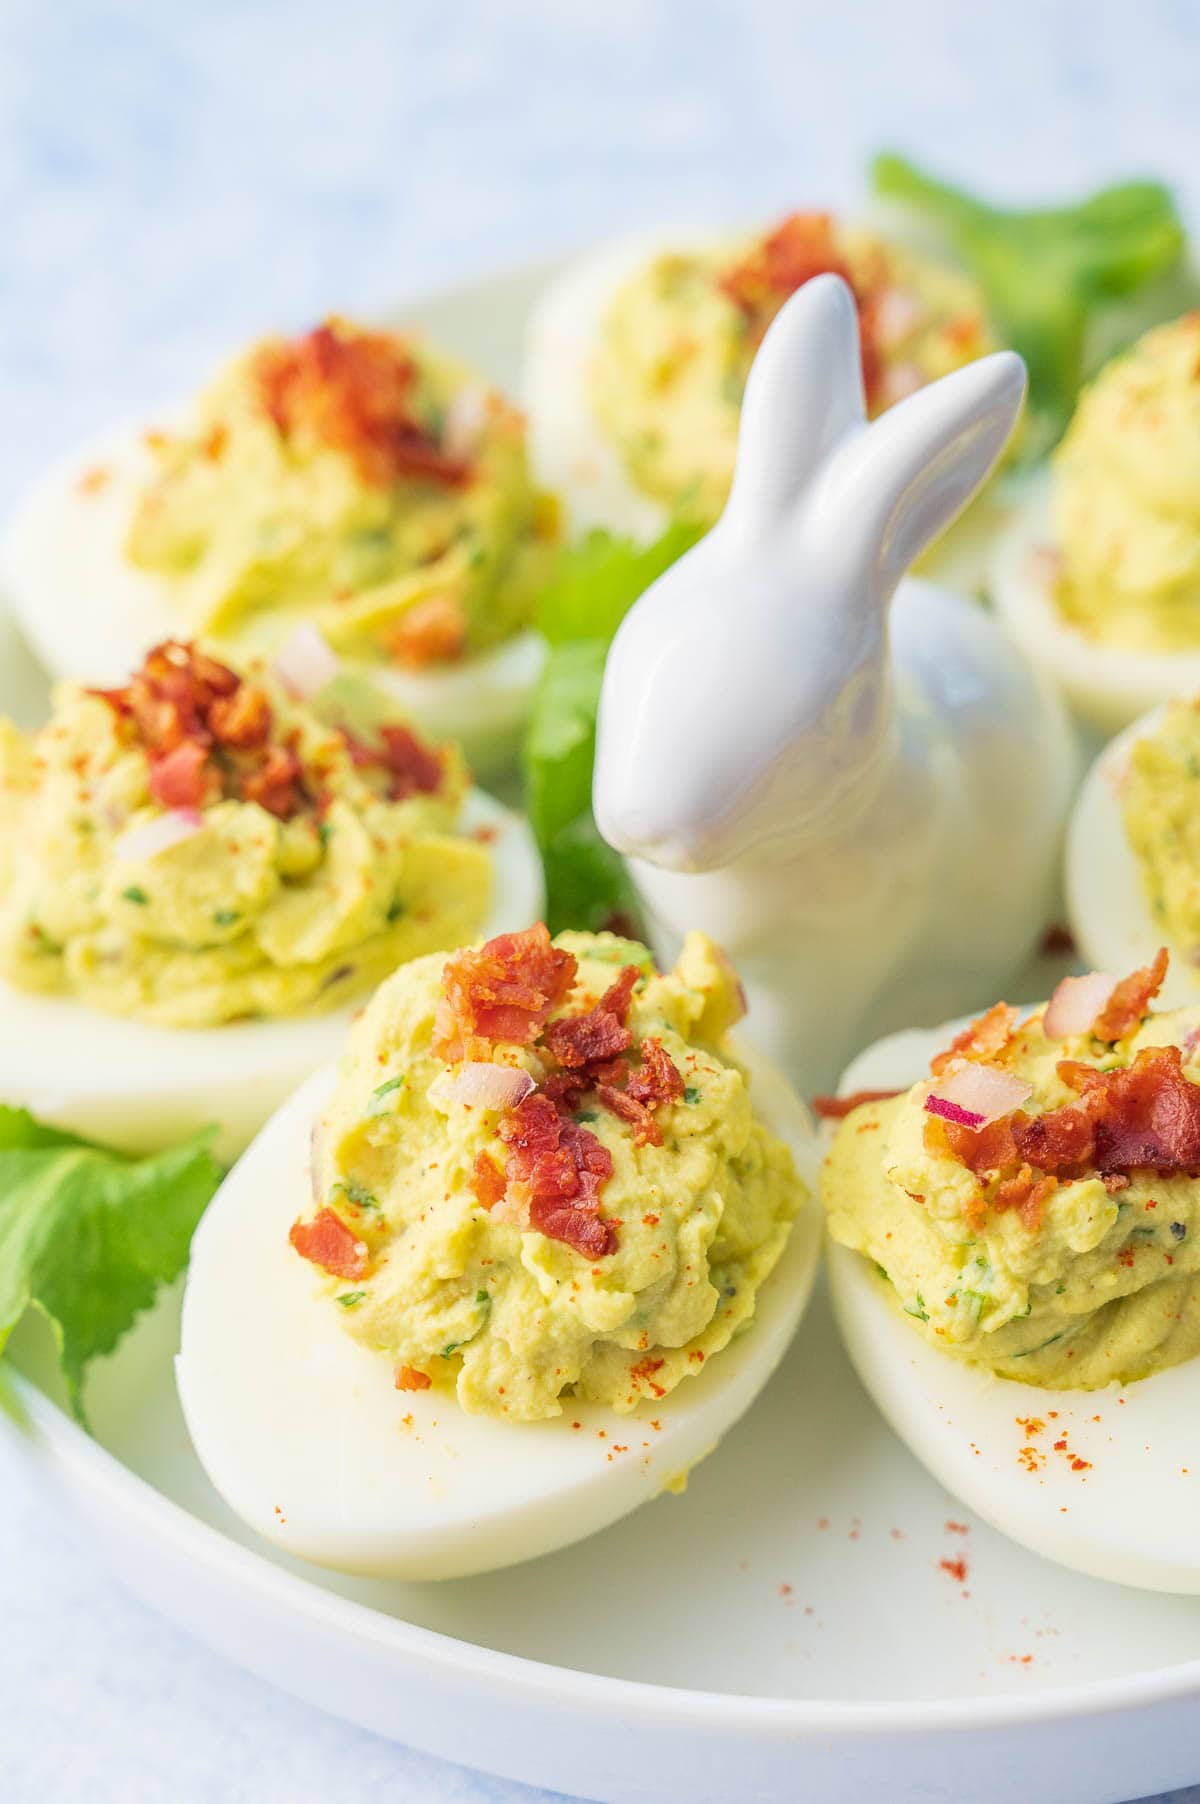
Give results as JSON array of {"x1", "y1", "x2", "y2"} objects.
[{"x1": 593, "y1": 276, "x2": 1075, "y2": 1091}]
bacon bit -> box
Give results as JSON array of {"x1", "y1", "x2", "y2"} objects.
[
  {"x1": 939, "y1": 1557, "x2": 968, "y2": 1584},
  {"x1": 992, "y1": 1165, "x2": 1058, "y2": 1232},
  {"x1": 930, "y1": 1002, "x2": 1019, "y2": 1077},
  {"x1": 498, "y1": 1092, "x2": 617, "y2": 1259},
  {"x1": 1090, "y1": 948, "x2": 1169, "y2": 1042},
  {"x1": 77, "y1": 463, "x2": 111, "y2": 495},
  {"x1": 289, "y1": 1207, "x2": 367, "y2": 1280},
  {"x1": 600, "y1": 964, "x2": 641, "y2": 1025},
  {"x1": 394, "y1": 1364, "x2": 432, "y2": 1392},
  {"x1": 544, "y1": 998, "x2": 634, "y2": 1070},
  {"x1": 434, "y1": 925, "x2": 578, "y2": 1061},
  {"x1": 97, "y1": 640, "x2": 319, "y2": 821},
  {"x1": 812, "y1": 1088, "x2": 902, "y2": 1119},
  {"x1": 208, "y1": 682, "x2": 272, "y2": 749},
  {"x1": 148, "y1": 739, "x2": 211, "y2": 809},
  {"x1": 598, "y1": 1083, "x2": 661, "y2": 1147},
  {"x1": 386, "y1": 594, "x2": 468, "y2": 668},
  {"x1": 945, "y1": 1521, "x2": 969, "y2": 1535},
  {"x1": 469, "y1": 1150, "x2": 506, "y2": 1210},
  {"x1": 718, "y1": 212, "x2": 884, "y2": 407},
  {"x1": 627, "y1": 1037, "x2": 686, "y2": 1108},
  {"x1": 1016, "y1": 1415, "x2": 1045, "y2": 1437},
  {"x1": 241, "y1": 741, "x2": 305, "y2": 819},
  {"x1": 254, "y1": 320, "x2": 472, "y2": 489},
  {"x1": 376, "y1": 724, "x2": 445, "y2": 800},
  {"x1": 1018, "y1": 1446, "x2": 1044, "y2": 1473}
]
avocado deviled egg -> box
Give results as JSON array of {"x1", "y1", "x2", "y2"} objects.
[
  {"x1": 990, "y1": 314, "x2": 1200, "y2": 734},
  {"x1": 524, "y1": 209, "x2": 997, "y2": 553},
  {"x1": 3, "y1": 318, "x2": 559, "y2": 774},
  {"x1": 821, "y1": 954, "x2": 1200, "y2": 1590},
  {"x1": 178, "y1": 924, "x2": 820, "y2": 1579},
  {"x1": 0, "y1": 639, "x2": 542, "y2": 1156},
  {"x1": 1067, "y1": 694, "x2": 1200, "y2": 1004}
]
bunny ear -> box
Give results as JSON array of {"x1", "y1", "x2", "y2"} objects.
[
  {"x1": 726, "y1": 274, "x2": 867, "y2": 526},
  {"x1": 823, "y1": 350, "x2": 1027, "y2": 591}
]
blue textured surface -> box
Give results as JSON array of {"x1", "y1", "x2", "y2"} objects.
[{"x1": 2, "y1": 3, "x2": 1200, "y2": 1800}]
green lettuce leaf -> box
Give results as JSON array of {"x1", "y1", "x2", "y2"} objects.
[
  {"x1": 0, "y1": 1107, "x2": 223, "y2": 1422},
  {"x1": 525, "y1": 521, "x2": 704, "y2": 933},
  {"x1": 871, "y1": 153, "x2": 1189, "y2": 446}
]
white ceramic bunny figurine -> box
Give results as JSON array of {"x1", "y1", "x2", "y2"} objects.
[{"x1": 593, "y1": 274, "x2": 1076, "y2": 1093}]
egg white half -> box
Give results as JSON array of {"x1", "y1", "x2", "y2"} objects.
[
  {"x1": 826, "y1": 1019, "x2": 1200, "y2": 1593},
  {"x1": 989, "y1": 469, "x2": 1200, "y2": 738},
  {"x1": 1066, "y1": 703, "x2": 1200, "y2": 1007},
  {"x1": 0, "y1": 790, "x2": 543, "y2": 1161},
  {"x1": 176, "y1": 1039, "x2": 821, "y2": 1581},
  {"x1": 0, "y1": 423, "x2": 545, "y2": 776}
]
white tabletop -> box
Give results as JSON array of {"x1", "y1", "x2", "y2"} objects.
[{"x1": 3, "y1": 2, "x2": 1200, "y2": 1799}]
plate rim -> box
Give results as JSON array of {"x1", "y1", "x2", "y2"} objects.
[{"x1": 12, "y1": 1362, "x2": 1200, "y2": 1735}]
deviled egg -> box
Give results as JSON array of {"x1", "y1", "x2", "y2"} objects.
[
  {"x1": 990, "y1": 313, "x2": 1200, "y2": 734},
  {"x1": 1067, "y1": 695, "x2": 1200, "y2": 1004},
  {"x1": 0, "y1": 639, "x2": 542, "y2": 1155},
  {"x1": 178, "y1": 924, "x2": 820, "y2": 1579},
  {"x1": 524, "y1": 209, "x2": 999, "y2": 565},
  {"x1": 822, "y1": 956, "x2": 1200, "y2": 1590},
  {"x1": 2, "y1": 318, "x2": 559, "y2": 774}
]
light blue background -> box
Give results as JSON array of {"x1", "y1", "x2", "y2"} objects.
[{"x1": 2, "y1": 3, "x2": 1199, "y2": 1800}]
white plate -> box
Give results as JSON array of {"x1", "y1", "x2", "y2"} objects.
[{"x1": 4, "y1": 260, "x2": 1200, "y2": 1804}]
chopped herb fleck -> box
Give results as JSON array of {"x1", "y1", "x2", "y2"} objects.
[
  {"x1": 317, "y1": 820, "x2": 333, "y2": 848},
  {"x1": 121, "y1": 886, "x2": 149, "y2": 905},
  {"x1": 683, "y1": 1085, "x2": 701, "y2": 1105},
  {"x1": 213, "y1": 908, "x2": 240, "y2": 927},
  {"x1": 370, "y1": 1074, "x2": 406, "y2": 1105},
  {"x1": 336, "y1": 1290, "x2": 366, "y2": 1309},
  {"x1": 574, "y1": 1109, "x2": 599, "y2": 1124},
  {"x1": 475, "y1": 1288, "x2": 491, "y2": 1309},
  {"x1": 385, "y1": 897, "x2": 407, "y2": 923},
  {"x1": 875, "y1": 1262, "x2": 890, "y2": 1282},
  {"x1": 1013, "y1": 1332, "x2": 1065, "y2": 1358},
  {"x1": 903, "y1": 1294, "x2": 930, "y2": 1323},
  {"x1": 333, "y1": 1179, "x2": 379, "y2": 1212}
]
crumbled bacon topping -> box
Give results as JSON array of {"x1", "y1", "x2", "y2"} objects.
[
  {"x1": 254, "y1": 321, "x2": 472, "y2": 488},
  {"x1": 498, "y1": 1093, "x2": 617, "y2": 1259},
  {"x1": 627, "y1": 1037, "x2": 687, "y2": 1109},
  {"x1": 930, "y1": 1002, "x2": 1019, "y2": 1078},
  {"x1": 1090, "y1": 947, "x2": 1169, "y2": 1042},
  {"x1": 433, "y1": 925, "x2": 578, "y2": 1062},
  {"x1": 386, "y1": 594, "x2": 469, "y2": 669},
  {"x1": 469, "y1": 1150, "x2": 507, "y2": 1210},
  {"x1": 934, "y1": 1043, "x2": 1200, "y2": 1230},
  {"x1": 812, "y1": 1088, "x2": 902, "y2": 1120},
  {"x1": 718, "y1": 211, "x2": 884, "y2": 407},
  {"x1": 395, "y1": 1364, "x2": 432, "y2": 1392},
  {"x1": 289, "y1": 1206, "x2": 368, "y2": 1280},
  {"x1": 94, "y1": 641, "x2": 312, "y2": 821}
]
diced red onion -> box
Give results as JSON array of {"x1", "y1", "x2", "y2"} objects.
[
  {"x1": 925, "y1": 1063, "x2": 1033, "y2": 1131},
  {"x1": 1043, "y1": 971, "x2": 1118, "y2": 1039},
  {"x1": 270, "y1": 625, "x2": 340, "y2": 701},
  {"x1": 442, "y1": 386, "x2": 489, "y2": 459},
  {"x1": 114, "y1": 808, "x2": 204, "y2": 862},
  {"x1": 429, "y1": 1062, "x2": 535, "y2": 1113}
]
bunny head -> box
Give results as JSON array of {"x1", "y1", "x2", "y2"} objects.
[{"x1": 593, "y1": 274, "x2": 1026, "y2": 873}]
